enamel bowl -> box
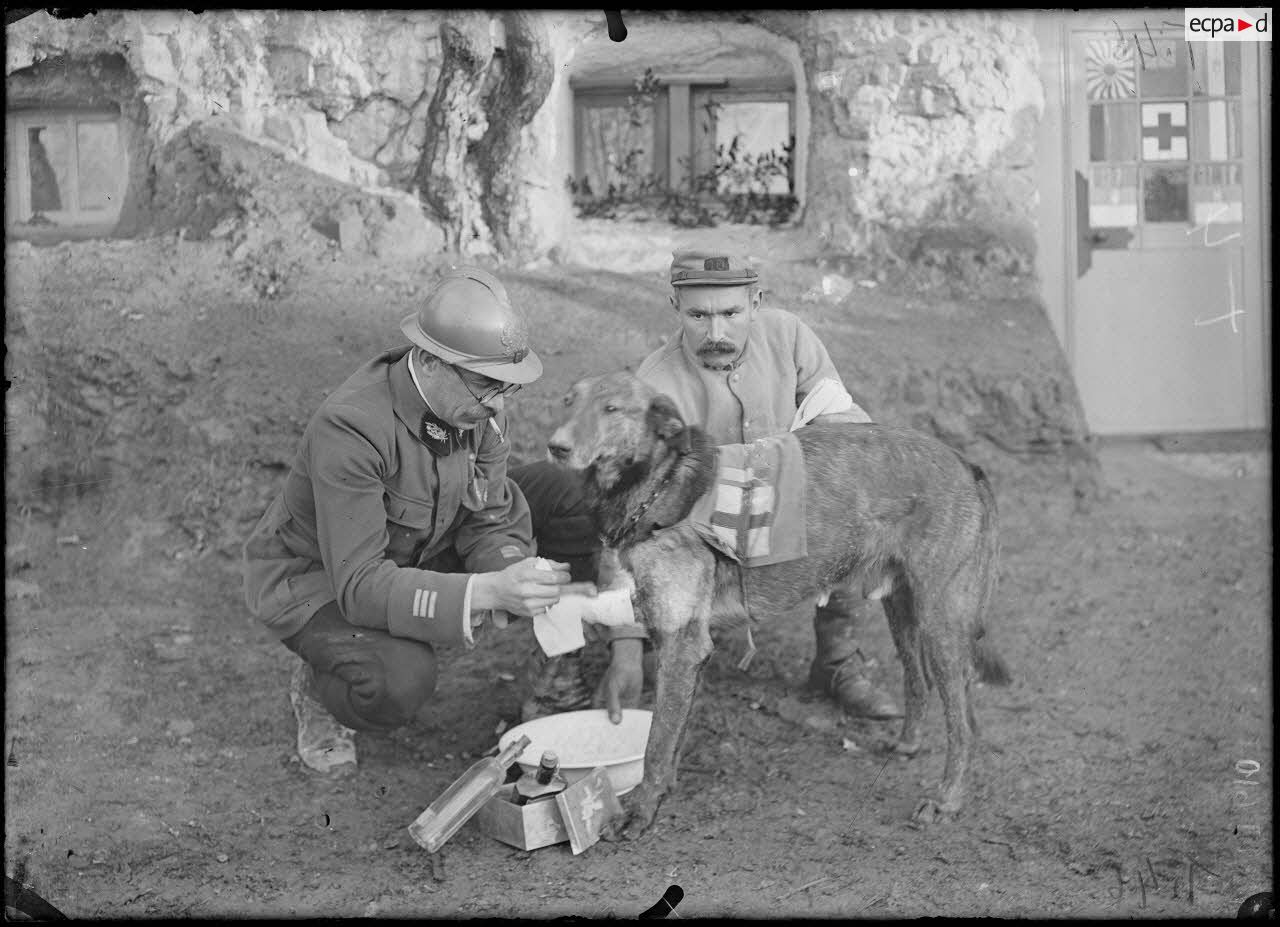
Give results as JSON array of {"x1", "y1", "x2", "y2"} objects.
[{"x1": 497, "y1": 709, "x2": 652, "y2": 796}]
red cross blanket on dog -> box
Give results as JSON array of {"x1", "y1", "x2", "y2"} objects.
[{"x1": 685, "y1": 431, "x2": 809, "y2": 567}]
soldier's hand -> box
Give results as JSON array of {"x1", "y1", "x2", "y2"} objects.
[
  {"x1": 594, "y1": 638, "x2": 644, "y2": 723},
  {"x1": 472, "y1": 557, "x2": 572, "y2": 618}
]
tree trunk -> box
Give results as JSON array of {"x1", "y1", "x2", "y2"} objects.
[
  {"x1": 414, "y1": 12, "x2": 556, "y2": 260},
  {"x1": 415, "y1": 12, "x2": 557, "y2": 260},
  {"x1": 415, "y1": 12, "x2": 493, "y2": 253},
  {"x1": 474, "y1": 11, "x2": 555, "y2": 259}
]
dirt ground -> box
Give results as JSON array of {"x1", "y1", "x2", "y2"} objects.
[{"x1": 4, "y1": 232, "x2": 1272, "y2": 919}]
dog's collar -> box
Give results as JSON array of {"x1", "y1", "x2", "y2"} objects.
[{"x1": 600, "y1": 455, "x2": 680, "y2": 548}]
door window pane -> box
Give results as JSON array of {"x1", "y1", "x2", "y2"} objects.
[
  {"x1": 77, "y1": 121, "x2": 122, "y2": 212},
  {"x1": 1190, "y1": 99, "x2": 1241, "y2": 160},
  {"x1": 1143, "y1": 165, "x2": 1189, "y2": 222},
  {"x1": 1189, "y1": 41, "x2": 1242, "y2": 96},
  {"x1": 1141, "y1": 102, "x2": 1188, "y2": 161},
  {"x1": 1089, "y1": 102, "x2": 1138, "y2": 161},
  {"x1": 1223, "y1": 42, "x2": 1242, "y2": 95},
  {"x1": 1190, "y1": 162, "x2": 1243, "y2": 225},
  {"x1": 1136, "y1": 37, "x2": 1187, "y2": 97},
  {"x1": 1090, "y1": 164, "x2": 1139, "y2": 227},
  {"x1": 27, "y1": 123, "x2": 70, "y2": 214},
  {"x1": 1085, "y1": 38, "x2": 1137, "y2": 100}
]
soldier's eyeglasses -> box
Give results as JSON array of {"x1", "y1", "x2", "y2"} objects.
[{"x1": 452, "y1": 365, "x2": 521, "y2": 405}]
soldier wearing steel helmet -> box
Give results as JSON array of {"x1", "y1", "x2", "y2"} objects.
[{"x1": 241, "y1": 265, "x2": 631, "y2": 773}]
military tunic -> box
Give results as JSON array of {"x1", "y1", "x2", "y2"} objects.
[
  {"x1": 635, "y1": 307, "x2": 864, "y2": 444},
  {"x1": 242, "y1": 347, "x2": 531, "y2": 648}
]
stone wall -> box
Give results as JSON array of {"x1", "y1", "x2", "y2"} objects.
[
  {"x1": 796, "y1": 10, "x2": 1043, "y2": 265},
  {"x1": 6, "y1": 9, "x2": 1043, "y2": 267},
  {"x1": 6, "y1": 9, "x2": 437, "y2": 189}
]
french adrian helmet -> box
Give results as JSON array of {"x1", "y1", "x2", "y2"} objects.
[{"x1": 400, "y1": 266, "x2": 543, "y2": 384}]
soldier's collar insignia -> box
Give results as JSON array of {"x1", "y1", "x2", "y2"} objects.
[{"x1": 419, "y1": 410, "x2": 456, "y2": 455}]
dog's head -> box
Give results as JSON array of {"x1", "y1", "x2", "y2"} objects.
[{"x1": 548, "y1": 372, "x2": 690, "y2": 492}]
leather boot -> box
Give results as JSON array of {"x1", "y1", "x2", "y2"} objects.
[
  {"x1": 808, "y1": 594, "x2": 902, "y2": 720},
  {"x1": 289, "y1": 659, "x2": 358, "y2": 773}
]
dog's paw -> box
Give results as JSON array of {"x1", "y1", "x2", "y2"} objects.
[
  {"x1": 910, "y1": 798, "x2": 942, "y2": 826},
  {"x1": 909, "y1": 796, "x2": 959, "y2": 827},
  {"x1": 600, "y1": 806, "x2": 653, "y2": 842},
  {"x1": 600, "y1": 788, "x2": 663, "y2": 842},
  {"x1": 600, "y1": 809, "x2": 646, "y2": 842}
]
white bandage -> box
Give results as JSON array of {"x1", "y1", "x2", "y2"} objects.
[
  {"x1": 579, "y1": 587, "x2": 637, "y2": 627},
  {"x1": 532, "y1": 558, "x2": 586, "y2": 656},
  {"x1": 534, "y1": 587, "x2": 639, "y2": 655},
  {"x1": 533, "y1": 606, "x2": 587, "y2": 656},
  {"x1": 528, "y1": 559, "x2": 641, "y2": 656}
]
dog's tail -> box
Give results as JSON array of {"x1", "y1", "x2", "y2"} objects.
[{"x1": 968, "y1": 464, "x2": 1012, "y2": 686}]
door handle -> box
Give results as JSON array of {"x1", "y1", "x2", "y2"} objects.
[{"x1": 1075, "y1": 170, "x2": 1092, "y2": 278}]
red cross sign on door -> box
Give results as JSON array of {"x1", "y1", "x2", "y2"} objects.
[{"x1": 1141, "y1": 102, "x2": 1188, "y2": 160}]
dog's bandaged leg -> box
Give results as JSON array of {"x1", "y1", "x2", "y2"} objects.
[
  {"x1": 581, "y1": 569, "x2": 638, "y2": 628},
  {"x1": 579, "y1": 587, "x2": 637, "y2": 627},
  {"x1": 531, "y1": 558, "x2": 586, "y2": 657},
  {"x1": 535, "y1": 581, "x2": 638, "y2": 656}
]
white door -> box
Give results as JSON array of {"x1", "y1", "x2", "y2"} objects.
[{"x1": 1065, "y1": 13, "x2": 1269, "y2": 434}]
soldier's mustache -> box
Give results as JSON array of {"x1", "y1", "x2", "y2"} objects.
[{"x1": 697, "y1": 340, "x2": 737, "y2": 356}]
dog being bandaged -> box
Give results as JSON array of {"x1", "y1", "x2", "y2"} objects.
[
  {"x1": 536, "y1": 378, "x2": 869, "y2": 656},
  {"x1": 546, "y1": 369, "x2": 1009, "y2": 833}
]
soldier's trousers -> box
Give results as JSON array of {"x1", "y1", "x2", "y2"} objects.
[{"x1": 280, "y1": 461, "x2": 599, "y2": 731}]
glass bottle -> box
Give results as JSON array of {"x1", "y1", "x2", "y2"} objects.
[{"x1": 408, "y1": 735, "x2": 531, "y2": 853}]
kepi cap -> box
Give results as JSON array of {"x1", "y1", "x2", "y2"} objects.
[{"x1": 669, "y1": 249, "x2": 758, "y2": 287}]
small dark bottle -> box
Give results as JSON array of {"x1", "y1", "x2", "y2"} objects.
[{"x1": 513, "y1": 751, "x2": 568, "y2": 805}]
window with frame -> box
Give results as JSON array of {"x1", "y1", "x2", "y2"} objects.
[
  {"x1": 571, "y1": 76, "x2": 796, "y2": 220},
  {"x1": 690, "y1": 88, "x2": 794, "y2": 196},
  {"x1": 5, "y1": 109, "x2": 128, "y2": 235},
  {"x1": 574, "y1": 90, "x2": 668, "y2": 199}
]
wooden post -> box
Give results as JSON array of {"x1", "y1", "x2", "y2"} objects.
[{"x1": 667, "y1": 81, "x2": 691, "y2": 193}]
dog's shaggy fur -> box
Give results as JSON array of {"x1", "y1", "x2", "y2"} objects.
[{"x1": 548, "y1": 371, "x2": 1010, "y2": 839}]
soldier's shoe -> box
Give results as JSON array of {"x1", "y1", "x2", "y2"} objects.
[
  {"x1": 289, "y1": 660, "x2": 358, "y2": 773},
  {"x1": 521, "y1": 651, "x2": 593, "y2": 723},
  {"x1": 809, "y1": 655, "x2": 903, "y2": 720}
]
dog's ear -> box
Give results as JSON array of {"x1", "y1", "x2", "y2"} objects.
[{"x1": 646, "y1": 394, "x2": 690, "y2": 453}]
